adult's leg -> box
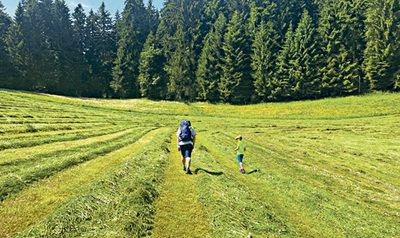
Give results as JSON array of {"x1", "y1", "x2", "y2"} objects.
[
  {"x1": 186, "y1": 156, "x2": 191, "y2": 170},
  {"x1": 181, "y1": 156, "x2": 186, "y2": 167},
  {"x1": 185, "y1": 144, "x2": 193, "y2": 174}
]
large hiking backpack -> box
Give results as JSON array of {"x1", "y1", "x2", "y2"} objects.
[{"x1": 179, "y1": 120, "x2": 192, "y2": 142}]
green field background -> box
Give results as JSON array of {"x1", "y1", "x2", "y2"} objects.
[{"x1": 0, "y1": 90, "x2": 399, "y2": 237}]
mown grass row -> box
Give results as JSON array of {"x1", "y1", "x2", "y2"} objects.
[
  {"x1": 0, "y1": 127, "x2": 153, "y2": 201},
  {"x1": 0, "y1": 91, "x2": 173, "y2": 124},
  {"x1": 0, "y1": 91, "x2": 152, "y2": 130},
  {"x1": 197, "y1": 121, "x2": 400, "y2": 237},
  {"x1": 15, "y1": 128, "x2": 172, "y2": 237},
  {"x1": 0, "y1": 125, "x2": 131, "y2": 151},
  {"x1": 0, "y1": 127, "x2": 141, "y2": 169},
  {"x1": 0, "y1": 122, "x2": 110, "y2": 135},
  {"x1": 0, "y1": 127, "x2": 134, "y2": 167}
]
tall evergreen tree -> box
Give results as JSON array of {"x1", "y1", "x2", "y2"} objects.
[
  {"x1": 96, "y1": 2, "x2": 115, "y2": 97},
  {"x1": 14, "y1": 0, "x2": 58, "y2": 91},
  {"x1": 4, "y1": 2, "x2": 26, "y2": 89},
  {"x1": 274, "y1": 22, "x2": 296, "y2": 100},
  {"x1": 84, "y1": 9, "x2": 103, "y2": 96},
  {"x1": 111, "y1": 0, "x2": 150, "y2": 98},
  {"x1": 290, "y1": 9, "x2": 320, "y2": 100},
  {"x1": 318, "y1": 0, "x2": 363, "y2": 97},
  {"x1": 0, "y1": 1, "x2": 12, "y2": 87},
  {"x1": 196, "y1": 12, "x2": 226, "y2": 102},
  {"x1": 363, "y1": 0, "x2": 400, "y2": 90},
  {"x1": 71, "y1": 4, "x2": 89, "y2": 95},
  {"x1": 156, "y1": 0, "x2": 209, "y2": 101},
  {"x1": 72, "y1": 4, "x2": 87, "y2": 56},
  {"x1": 147, "y1": 0, "x2": 159, "y2": 33},
  {"x1": 51, "y1": 0, "x2": 82, "y2": 95},
  {"x1": 219, "y1": 11, "x2": 249, "y2": 103},
  {"x1": 165, "y1": 23, "x2": 196, "y2": 100},
  {"x1": 138, "y1": 31, "x2": 167, "y2": 99},
  {"x1": 251, "y1": 19, "x2": 279, "y2": 101}
]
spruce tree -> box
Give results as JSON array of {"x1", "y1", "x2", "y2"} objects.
[
  {"x1": 111, "y1": 0, "x2": 150, "y2": 98},
  {"x1": 138, "y1": 31, "x2": 167, "y2": 99},
  {"x1": 72, "y1": 4, "x2": 87, "y2": 56},
  {"x1": 274, "y1": 22, "x2": 296, "y2": 100},
  {"x1": 4, "y1": 3, "x2": 26, "y2": 89},
  {"x1": 290, "y1": 9, "x2": 320, "y2": 100},
  {"x1": 219, "y1": 11, "x2": 247, "y2": 103},
  {"x1": 363, "y1": 0, "x2": 400, "y2": 91},
  {"x1": 13, "y1": 0, "x2": 58, "y2": 91},
  {"x1": 196, "y1": 12, "x2": 226, "y2": 102},
  {"x1": 52, "y1": 0, "x2": 82, "y2": 95},
  {"x1": 157, "y1": 0, "x2": 208, "y2": 101},
  {"x1": 0, "y1": 1, "x2": 12, "y2": 87},
  {"x1": 165, "y1": 23, "x2": 196, "y2": 101},
  {"x1": 96, "y1": 2, "x2": 115, "y2": 97},
  {"x1": 146, "y1": 0, "x2": 159, "y2": 33},
  {"x1": 251, "y1": 19, "x2": 279, "y2": 101},
  {"x1": 318, "y1": 0, "x2": 362, "y2": 97}
]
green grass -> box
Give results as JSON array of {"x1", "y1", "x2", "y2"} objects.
[
  {"x1": 0, "y1": 90, "x2": 399, "y2": 237},
  {"x1": 14, "y1": 128, "x2": 171, "y2": 237}
]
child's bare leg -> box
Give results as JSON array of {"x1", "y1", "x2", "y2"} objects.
[{"x1": 239, "y1": 162, "x2": 244, "y2": 170}]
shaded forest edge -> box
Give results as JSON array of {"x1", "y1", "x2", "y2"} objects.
[{"x1": 0, "y1": 0, "x2": 400, "y2": 104}]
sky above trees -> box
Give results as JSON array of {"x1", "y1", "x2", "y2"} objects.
[{"x1": 1, "y1": 0, "x2": 165, "y2": 16}]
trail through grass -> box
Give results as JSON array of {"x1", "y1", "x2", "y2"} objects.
[
  {"x1": 152, "y1": 138, "x2": 210, "y2": 237},
  {"x1": 0, "y1": 128, "x2": 163, "y2": 237}
]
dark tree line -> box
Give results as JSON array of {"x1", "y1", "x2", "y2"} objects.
[{"x1": 1, "y1": 0, "x2": 400, "y2": 103}]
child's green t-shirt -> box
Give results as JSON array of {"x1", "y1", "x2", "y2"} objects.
[{"x1": 237, "y1": 140, "x2": 246, "y2": 154}]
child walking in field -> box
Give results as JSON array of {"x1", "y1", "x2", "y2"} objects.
[{"x1": 235, "y1": 135, "x2": 246, "y2": 174}]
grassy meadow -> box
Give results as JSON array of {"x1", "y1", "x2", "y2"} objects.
[{"x1": 0, "y1": 90, "x2": 399, "y2": 237}]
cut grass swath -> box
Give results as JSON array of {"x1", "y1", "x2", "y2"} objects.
[
  {"x1": 0, "y1": 128, "x2": 154, "y2": 201},
  {"x1": 10, "y1": 128, "x2": 172, "y2": 237}
]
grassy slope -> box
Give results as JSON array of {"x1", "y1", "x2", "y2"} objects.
[{"x1": 0, "y1": 90, "x2": 399, "y2": 237}]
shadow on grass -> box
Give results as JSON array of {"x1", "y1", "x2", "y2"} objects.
[
  {"x1": 247, "y1": 169, "x2": 260, "y2": 174},
  {"x1": 194, "y1": 168, "x2": 223, "y2": 176}
]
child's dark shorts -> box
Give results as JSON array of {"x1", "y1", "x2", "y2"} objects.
[
  {"x1": 180, "y1": 144, "x2": 193, "y2": 158},
  {"x1": 237, "y1": 154, "x2": 244, "y2": 163}
]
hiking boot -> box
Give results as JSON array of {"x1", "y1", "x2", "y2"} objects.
[
  {"x1": 186, "y1": 168, "x2": 192, "y2": 175},
  {"x1": 240, "y1": 169, "x2": 245, "y2": 174},
  {"x1": 183, "y1": 166, "x2": 186, "y2": 171}
]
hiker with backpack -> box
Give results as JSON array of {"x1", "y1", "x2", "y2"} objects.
[{"x1": 177, "y1": 120, "x2": 196, "y2": 174}]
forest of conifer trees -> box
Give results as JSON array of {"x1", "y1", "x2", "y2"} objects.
[{"x1": 0, "y1": 0, "x2": 399, "y2": 104}]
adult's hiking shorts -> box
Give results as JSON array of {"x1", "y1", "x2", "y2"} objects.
[
  {"x1": 237, "y1": 154, "x2": 244, "y2": 163},
  {"x1": 180, "y1": 144, "x2": 193, "y2": 158}
]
